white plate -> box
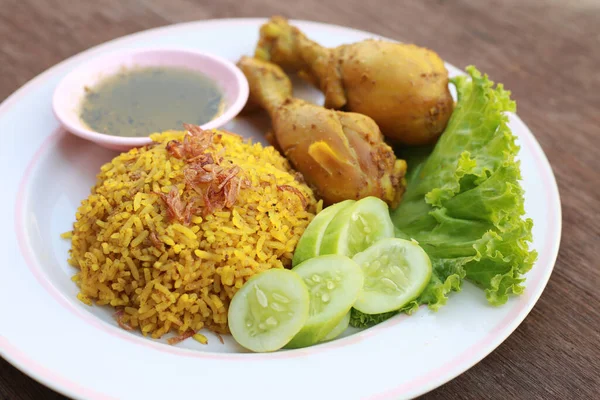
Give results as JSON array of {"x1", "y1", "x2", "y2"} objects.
[{"x1": 0, "y1": 18, "x2": 561, "y2": 400}]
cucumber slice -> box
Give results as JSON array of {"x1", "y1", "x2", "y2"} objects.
[
  {"x1": 352, "y1": 238, "x2": 432, "y2": 314},
  {"x1": 321, "y1": 311, "x2": 350, "y2": 342},
  {"x1": 228, "y1": 269, "x2": 309, "y2": 352},
  {"x1": 320, "y1": 196, "x2": 394, "y2": 258},
  {"x1": 292, "y1": 200, "x2": 355, "y2": 267},
  {"x1": 286, "y1": 255, "x2": 364, "y2": 348}
]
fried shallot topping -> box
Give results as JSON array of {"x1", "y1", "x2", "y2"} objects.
[
  {"x1": 165, "y1": 140, "x2": 184, "y2": 159},
  {"x1": 159, "y1": 124, "x2": 250, "y2": 222},
  {"x1": 157, "y1": 187, "x2": 186, "y2": 223},
  {"x1": 167, "y1": 330, "x2": 195, "y2": 345},
  {"x1": 114, "y1": 310, "x2": 133, "y2": 331},
  {"x1": 149, "y1": 231, "x2": 163, "y2": 250},
  {"x1": 277, "y1": 184, "x2": 307, "y2": 209},
  {"x1": 217, "y1": 333, "x2": 225, "y2": 344},
  {"x1": 166, "y1": 124, "x2": 215, "y2": 161}
]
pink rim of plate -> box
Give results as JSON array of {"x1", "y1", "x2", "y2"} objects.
[
  {"x1": 1, "y1": 18, "x2": 562, "y2": 400},
  {"x1": 52, "y1": 47, "x2": 249, "y2": 151}
]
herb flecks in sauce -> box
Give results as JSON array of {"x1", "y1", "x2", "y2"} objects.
[{"x1": 80, "y1": 67, "x2": 223, "y2": 137}]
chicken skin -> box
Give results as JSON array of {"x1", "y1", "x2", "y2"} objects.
[
  {"x1": 255, "y1": 16, "x2": 454, "y2": 146},
  {"x1": 237, "y1": 56, "x2": 407, "y2": 207}
]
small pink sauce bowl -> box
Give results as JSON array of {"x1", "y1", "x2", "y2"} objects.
[{"x1": 52, "y1": 48, "x2": 249, "y2": 151}]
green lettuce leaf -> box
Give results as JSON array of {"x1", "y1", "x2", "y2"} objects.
[
  {"x1": 349, "y1": 308, "x2": 397, "y2": 328},
  {"x1": 350, "y1": 66, "x2": 537, "y2": 328},
  {"x1": 350, "y1": 67, "x2": 537, "y2": 327},
  {"x1": 393, "y1": 65, "x2": 537, "y2": 308}
]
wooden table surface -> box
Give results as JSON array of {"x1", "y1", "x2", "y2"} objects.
[{"x1": 1, "y1": 0, "x2": 598, "y2": 399}]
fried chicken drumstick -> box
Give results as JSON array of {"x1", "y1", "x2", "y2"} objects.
[
  {"x1": 255, "y1": 16, "x2": 454, "y2": 146},
  {"x1": 237, "y1": 56, "x2": 407, "y2": 207}
]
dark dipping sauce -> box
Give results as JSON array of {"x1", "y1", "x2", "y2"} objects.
[{"x1": 80, "y1": 67, "x2": 223, "y2": 137}]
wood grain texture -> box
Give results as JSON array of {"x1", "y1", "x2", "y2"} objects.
[{"x1": 1, "y1": 0, "x2": 598, "y2": 399}]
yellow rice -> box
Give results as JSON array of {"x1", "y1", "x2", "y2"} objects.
[{"x1": 67, "y1": 129, "x2": 320, "y2": 338}]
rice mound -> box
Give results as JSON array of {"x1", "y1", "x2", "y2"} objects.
[{"x1": 67, "y1": 127, "x2": 319, "y2": 340}]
